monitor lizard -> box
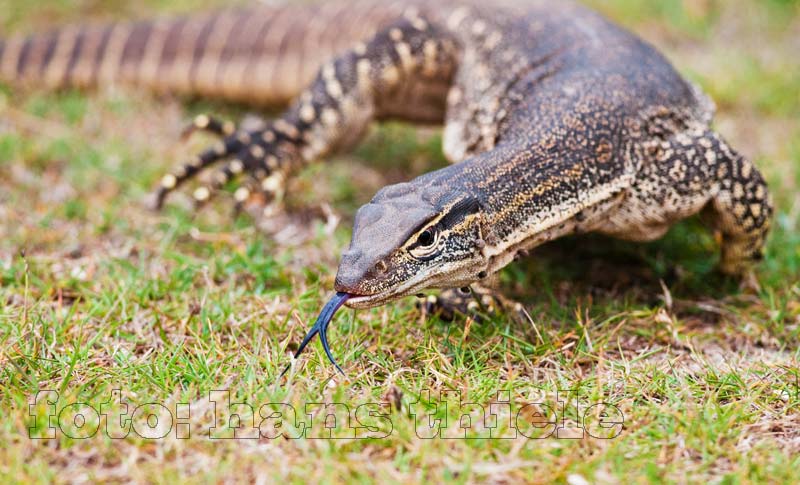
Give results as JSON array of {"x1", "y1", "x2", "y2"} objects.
[{"x1": 0, "y1": 0, "x2": 773, "y2": 372}]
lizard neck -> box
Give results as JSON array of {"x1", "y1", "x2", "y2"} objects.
[{"x1": 417, "y1": 141, "x2": 631, "y2": 277}]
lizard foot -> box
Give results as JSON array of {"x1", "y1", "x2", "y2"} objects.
[
  {"x1": 153, "y1": 114, "x2": 293, "y2": 212},
  {"x1": 418, "y1": 285, "x2": 525, "y2": 322}
]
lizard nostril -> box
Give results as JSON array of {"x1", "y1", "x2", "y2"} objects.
[{"x1": 375, "y1": 260, "x2": 388, "y2": 273}]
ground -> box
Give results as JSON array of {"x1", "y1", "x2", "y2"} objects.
[{"x1": 1, "y1": 0, "x2": 799, "y2": 483}]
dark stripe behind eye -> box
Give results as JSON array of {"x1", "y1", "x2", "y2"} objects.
[
  {"x1": 407, "y1": 196, "x2": 480, "y2": 250},
  {"x1": 438, "y1": 196, "x2": 481, "y2": 230}
]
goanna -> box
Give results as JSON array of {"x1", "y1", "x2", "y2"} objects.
[{"x1": 0, "y1": 0, "x2": 772, "y2": 372}]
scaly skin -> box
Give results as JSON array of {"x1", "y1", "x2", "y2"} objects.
[{"x1": 1, "y1": 2, "x2": 772, "y2": 319}]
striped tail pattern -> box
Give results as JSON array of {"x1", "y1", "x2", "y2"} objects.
[{"x1": 0, "y1": 1, "x2": 404, "y2": 105}]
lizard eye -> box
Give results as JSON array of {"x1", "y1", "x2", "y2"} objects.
[
  {"x1": 417, "y1": 229, "x2": 435, "y2": 247},
  {"x1": 409, "y1": 227, "x2": 441, "y2": 260}
]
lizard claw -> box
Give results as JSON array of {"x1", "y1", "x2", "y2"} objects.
[
  {"x1": 154, "y1": 117, "x2": 290, "y2": 211},
  {"x1": 418, "y1": 286, "x2": 525, "y2": 323},
  {"x1": 418, "y1": 287, "x2": 489, "y2": 322},
  {"x1": 180, "y1": 114, "x2": 236, "y2": 140}
]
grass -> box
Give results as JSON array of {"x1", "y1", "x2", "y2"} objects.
[{"x1": 1, "y1": 0, "x2": 799, "y2": 483}]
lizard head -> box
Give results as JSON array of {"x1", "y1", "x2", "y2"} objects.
[
  {"x1": 282, "y1": 180, "x2": 491, "y2": 375},
  {"x1": 334, "y1": 181, "x2": 490, "y2": 309}
]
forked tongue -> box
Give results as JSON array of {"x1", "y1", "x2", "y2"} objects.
[{"x1": 280, "y1": 292, "x2": 351, "y2": 377}]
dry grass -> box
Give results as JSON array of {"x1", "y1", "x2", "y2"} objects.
[{"x1": 1, "y1": 0, "x2": 799, "y2": 483}]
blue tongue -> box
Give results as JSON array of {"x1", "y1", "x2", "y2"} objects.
[{"x1": 281, "y1": 292, "x2": 351, "y2": 377}]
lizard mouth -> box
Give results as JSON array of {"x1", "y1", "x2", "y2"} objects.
[
  {"x1": 344, "y1": 280, "x2": 426, "y2": 309},
  {"x1": 344, "y1": 292, "x2": 396, "y2": 308}
]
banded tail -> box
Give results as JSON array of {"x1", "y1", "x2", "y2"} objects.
[{"x1": 0, "y1": 1, "x2": 403, "y2": 105}]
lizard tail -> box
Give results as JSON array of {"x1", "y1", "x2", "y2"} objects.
[{"x1": 0, "y1": 1, "x2": 402, "y2": 105}]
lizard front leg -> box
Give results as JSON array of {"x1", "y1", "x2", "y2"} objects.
[
  {"x1": 599, "y1": 127, "x2": 773, "y2": 277},
  {"x1": 154, "y1": 14, "x2": 459, "y2": 210},
  {"x1": 706, "y1": 135, "x2": 773, "y2": 275}
]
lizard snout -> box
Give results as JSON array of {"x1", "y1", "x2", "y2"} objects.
[{"x1": 334, "y1": 248, "x2": 370, "y2": 294}]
